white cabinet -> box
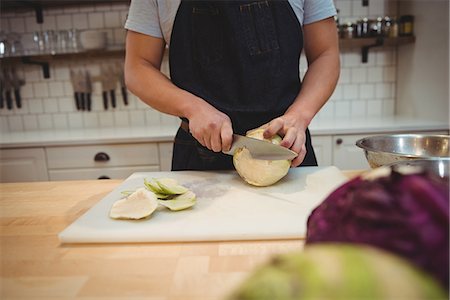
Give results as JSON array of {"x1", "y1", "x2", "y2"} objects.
[
  {"x1": 311, "y1": 136, "x2": 332, "y2": 166},
  {"x1": 0, "y1": 148, "x2": 48, "y2": 182},
  {"x1": 46, "y1": 143, "x2": 161, "y2": 181},
  {"x1": 158, "y1": 142, "x2": 174, "y2": 171},
  {"x1": 332, "y1": 134, "x2": 370, "y2": 170}
]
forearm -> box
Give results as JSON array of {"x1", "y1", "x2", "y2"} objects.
[{"x1": 286, "y1": 50, "x2": 340, "y2": 129}]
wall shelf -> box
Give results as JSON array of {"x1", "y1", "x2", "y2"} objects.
[
  {"x1": 339, "y1": 36, "x2": 416, "y2": 63},
  {"x1": 0, "y1": 47, "x2": 125, "y2": 79}
]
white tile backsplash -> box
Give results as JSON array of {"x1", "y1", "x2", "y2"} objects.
[{"x1": 1, "y1": 0, "x2": 399, "y2": 133}]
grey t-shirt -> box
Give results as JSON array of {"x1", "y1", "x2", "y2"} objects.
[{"x1": 125, "y1": 0, "x2": 337, "y2": 46}]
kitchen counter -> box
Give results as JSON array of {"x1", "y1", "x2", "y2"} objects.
[
  {"x1": 0, "y1": 179, "x2": 307, "y2": 299},
  {"x1": 0, "y1": 171, "x2": 361, "y2": 299},
  {"x1": 0, "y1": 115, "x2": 448, "y2": 149}
]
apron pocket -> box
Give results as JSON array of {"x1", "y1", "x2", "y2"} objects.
[{"x1": 192, "y1": 5, "x2": 224, "y2": 67}]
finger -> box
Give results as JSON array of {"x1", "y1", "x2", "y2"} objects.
[
  {"x1": 280, "y1": 127, "x2": 297, "y2": 149},
  {"x1": 263, "y1": 118, "x2": 284, "y2": 139},
  {"x1": 221, "y1": 123, "x2": 233, "y2": 152},
  {"x1": 210, "y1": 129, "x2": 222, "y2": 153},
  {"x1": 291, "y1": 145, "x2": 306, "y2": 167}
]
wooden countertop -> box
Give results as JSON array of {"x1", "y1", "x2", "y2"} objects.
[{"x1": 0, "y1": 179, "x2": 311, "y2": 300}]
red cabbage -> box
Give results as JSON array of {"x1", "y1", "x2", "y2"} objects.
[{"x1": 306, "y1": 168, "x2": 449, "y2": 291}]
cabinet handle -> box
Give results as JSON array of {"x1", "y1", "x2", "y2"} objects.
[
  {"x1": 94, "y1": 152, "x2": 110, "y2": 162},
  {"x1": 336, "y1": 138, "x2": 343, "y2": 145},
  {"x1": 98, "y1": 175, "x2": 111, "y2": 180}
]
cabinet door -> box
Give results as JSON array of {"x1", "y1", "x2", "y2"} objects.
[
  {"x1": 332, "y1": 134, "x2": 370, "y2": 170},
  {"x1": 311, "y1": 136, "x2": 332, "y2": 166},
  {"x1": 158, "y1": 142, "x2": 173, "y2": 171},
  {"x1": 0, "y1": 148, "x2": 48, "y2": 182},
  {"x1": 49, "y1": 165, "x2": 159, "y2": 181}
]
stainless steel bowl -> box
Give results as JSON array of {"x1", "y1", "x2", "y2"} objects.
[
  {"x1": 388, "y1": 158, "x2": 450, "y2": 178},
  {"x1": 356, "y1": 134, "x2": 450, "y2": 168}
]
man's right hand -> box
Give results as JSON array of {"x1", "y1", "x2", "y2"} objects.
[{"x1": 186, "y1": 102, "x2": 233, "y2": 153}]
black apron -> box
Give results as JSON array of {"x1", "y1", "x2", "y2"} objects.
[{"x1": 169, "y1": 0, "x2": 317, "y2": 171}]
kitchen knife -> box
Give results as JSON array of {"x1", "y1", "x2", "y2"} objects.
[
  {"x1": 11, "y1": 67, "x2": 23, "y2": 109},
  {"x1": 223, "y1": 134, "x2": 298, "y2": 160},
  {"x1": 85, "y1": 71, "x2": 92, "y2": 111}
]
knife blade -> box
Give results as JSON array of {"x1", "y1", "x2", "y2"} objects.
[{"x1": 223, "y1": 134, "x2": 298, "y2": 160}]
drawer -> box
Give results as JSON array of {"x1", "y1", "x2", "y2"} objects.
[
  {"x1": 46, "y1": 143, "x2": 159, "y2": 169},
  {"x1": 48, "y1": 165, "x2": 159, "y2": 181}
]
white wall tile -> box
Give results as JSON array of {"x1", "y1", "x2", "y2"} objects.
[
  {"x1": 37, "y1": 114, "x2": 53, "y2": 129},
  {"x1": 367, "y1": 66, "x2": 383, "y2": 83},
  {"x1": 9, "y1": 17, "x2": 25, "y2": 33},
  {"x1": 375, "y1": 83, "x2": 392, "y2": 99},
  {"x1": 336, "y1": 0, "x2": 352, "y2": 17},
  {"x1": 95, "y1": 3, "x2": 112, "y2": 12},
  {"x1": 56, "y1": 15, "x2": 73, "y2": 30},
  {"x1": 48, "y1": 81, "x2": 65, "y2": 97},
  {"x1": 113, "y1": 111, "x2": 130, "y2": 127},
  {"x1": 1, "y1": 18, "x2": 11, "y2": 32},
  {"x1": 368, "y1": 0, "x2": 385, "y2": 17},
  {"x1": 104, "y1": 11, "x2": 121, "y2": 28},
  {"x1": 318, "y1": 102, "x2": 335, "y2": 118},
  {"x1": 32, "y1": 82, "x2": 49, "y2": 98},
  {"x1": 58, "y1": 97, "x2": 75, "y2": 113},
  {"x1": 23, "y1": 115, "x2": 39, "y2": 130},
  {"x1": 68, "y1": 113, "x2": 83, "y2": 128},
  {"x1": 63, "y1": 6, "x2": 79, "y2": 14},
  {"x1": 129, "y1": 110, "x2": 146, "y2": 126},
  {"x1": 114, "y1": 28, "x2": 126, "y2": 45},
  {"x1": 120, "y1": 11, "x2": 128, "y2": 27},
  {"x1": 78, "y1": 6, "x2": 95, "y2": 13},
  {"x1": 367, "y1": 100, "x2": 383, "y2": 116},
  {"x1": 330, "y1": 85, "x2": 343, "y2": 101},
  {"x1": 53, "y1": 113, "x2": 69, "y2": 129},
  {"x1": 350, "y1": 67, "x2": 367, "y2": 83},
  {"x1": 25, "y1": 16, "x2": 41, "y2": 33},
  {"x1": 83, "y1": 112, "x2": 99, "y2": 128},
  {"x1": 41, "y1": 15, "x2": 57, "y2": 30},
  {"x1": 146, "y1": 109, "x2": 161, "y2": 126},
  {"x1": 28, "y1": 99, "x2": 44, "y2": 114},
  {"x1": 8, "y1": 116, "x2": 24, "y2": 131},
  {"x1": 88, "y1": 12, "x2": 105, "y2": 29},
  {"x1": 99, "y1": 111, "x2": 114, "y2": 127},
  {"x1": 24, "y1": 67, "x2": 42, "y2": 82},
  {"x1": 383, "y1": 66, "x2": 396, "y2": 82},
  {"x1": 72, "y1": 13, "x2": 89, "y2": 30},
  {"x1": 335, "y1": 101, "x2": 351, "y2": 118},
  {"x1": 43, "y1": 98, "x2": 59, "y2": 113},
  {"x1": 383, "y1": 99, "x2": 395, "y2": 116},
  {"x1": 359, "y1": 84, "x2": 375, "y2": 99},
  {"x1": 0, "y1": 117, "x2": 9, "y2": 132},
  {"x1": 343, "y1": 84, "x2": 359, "y2": 100},
  {"x1": 21, "y1": 84, "x2": 34, "y2": 98},
  {"x1": 339, "y1": 68, "x2": 351, "y2": 83},
  {"x1": 351, "y1": 100, "x2": 367, "y2": 116},
  {"x1": 352, "y1": 1, "x2": 369, "y2": 18}
]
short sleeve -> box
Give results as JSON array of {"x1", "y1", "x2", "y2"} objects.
[
  {"x1": 303, "y1": 0, "x2": 337, "y2": 25},
  {"x1": 125, "y1": 0, "x2": 163, "y2": 38}
]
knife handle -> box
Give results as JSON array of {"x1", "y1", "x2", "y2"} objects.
[
  {"x1": 102, "y1": 91, "x2": 108, "y2": 110},
  {"x1": 14, "y1": 89, "x2": 21, "y2": 109},
  {"x1": 86, "y1": 93, "x2": 92, "y2": 111},
  {"x1": 121, "y1": 87, "x2": 128, "y2": 105},
  {"x1": 0, "y1": 88, "x2": 4, "y2": 109},
  {"x1": 74, "y1": 92, "x2": 81, "y2": 110},
  {"x1": 110, "y1": 90, "x2": 116, "y2": 108},
  {"x1": 5, "y1": 90, "x2": 13, "y2": 110},
  {"x1": 79, "y1": 93, "x2": 85, "y2": 111}
]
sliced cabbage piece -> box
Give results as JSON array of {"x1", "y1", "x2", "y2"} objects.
[
  {"x1": 110, "y1": 187, "x2": 158, "y2": 220},
  {"x1": 144, "y1": 178, "x2": 164, "y2": 194},
  {"x1": 158, "y1": 190, "x2": 196, "y2": 211},
  {"x1": 156, "y1": 178, "x2": 189, "y2": 195}
]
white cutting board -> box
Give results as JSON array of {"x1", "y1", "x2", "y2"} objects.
[{"x1": 59, "y1": 166, "x2": 347, "y2": 244}]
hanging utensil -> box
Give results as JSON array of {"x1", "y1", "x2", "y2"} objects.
[
  {"x1": 11, "y1": 67, "x2": 24, "y2": 109},
  {"x1": 3, "y1": 67, "x2": 13, "y2": 110},
  {"x1": 70, "y1": 69, "x2": 82, "y2": 110},
  {"x1": 85, "y1": 70, "x2": 92, "y2": 111},
  {"x1": 0, "y1": 69, "x2": 5, "y2": 109},
  {"x1": 100, "y1": 65, "x2": 109, "y2": 110},
  {"x1": 77, "y1": 69, "x2": 86, "y2": 111},
  {"x1": 117, "y1": 64, "x2": 128, "y2": 105},
  {"x1": 108, "y1": 65, "x2": 117, "y2": 108}
]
